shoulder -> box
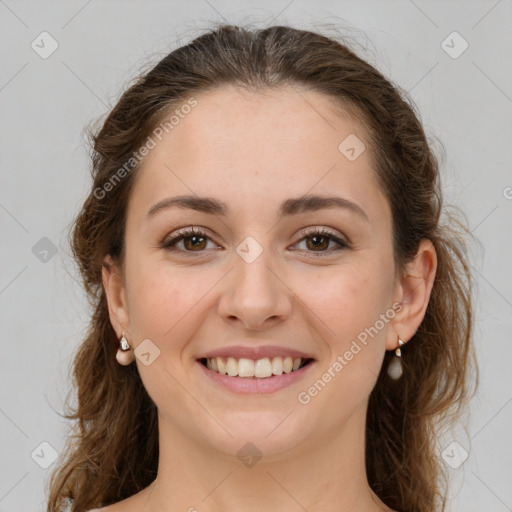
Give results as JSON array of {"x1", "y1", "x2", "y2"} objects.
[
  {"x1": 86, "y1": 507, "x2": 121, "y2": 512},
  {"x1": 80, "y1": 482, "x2": 155, "y2": 512},
  {"x1": 85, "y1": 506, "x2": 120, "y2": 512},
  {"x1": 85, "y1": 494, "x2": 144, "y2": 512}
]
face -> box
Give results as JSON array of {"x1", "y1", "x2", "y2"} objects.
[{"x1": 105, "y1": 85, "x2": 402, "y2": 458}]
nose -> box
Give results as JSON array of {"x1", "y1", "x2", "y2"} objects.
[{"x1": 217, "y1": 246, "x2": 293, "y2": 331}]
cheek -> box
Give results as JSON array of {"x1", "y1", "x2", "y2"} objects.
[
  {"x1": 299, "y1": 259, "x2": 392, "y2": 344},
  {"x1": 299, "y1": 255, "x2": 394, "y2": 389},
  {"x1": 298, "y1": 273, "x2": 393, "y2": 419},
  {"x1": 126, "y1": 258, "x2": 203, "y2": 342}
]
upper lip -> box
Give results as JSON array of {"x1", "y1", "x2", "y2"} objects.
[{"x1": 197, "y1": 345, "x2": 316, "y2": 361}]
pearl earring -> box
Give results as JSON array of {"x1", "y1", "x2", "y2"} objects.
[
  {"x1": 116, "y1": 333, "x2": 135, "y2": 365},
  {"x1": 387, "y1": 336, "x2": 405, "y2": 380}
]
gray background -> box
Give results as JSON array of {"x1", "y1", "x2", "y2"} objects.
[{"x1": 1, "y1": 1, "x2": 511, "y2": 511}]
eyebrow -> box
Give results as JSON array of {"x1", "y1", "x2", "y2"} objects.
[{"x1": 146, "y1": 194, "x2": 369, "y2": 222}]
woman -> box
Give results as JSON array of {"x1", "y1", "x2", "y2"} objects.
[{"x1": 48, "y1": 24, "x2": 477, "y2": 512}]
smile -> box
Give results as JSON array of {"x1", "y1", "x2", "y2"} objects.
[
  {"x1": 200, "y1": 356, "x2": 313, "y2": 378},
  {"x1": 196, "y1": 356, "x2": 316, "y2": 394}
]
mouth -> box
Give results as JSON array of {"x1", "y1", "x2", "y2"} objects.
[{"x1": 197, "y1": 356, "x2": 315, "y2": 379}]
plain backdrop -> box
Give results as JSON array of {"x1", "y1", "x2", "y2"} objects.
[{"x1": 1, "y1": 1, "x2": 511, "y2": 511}]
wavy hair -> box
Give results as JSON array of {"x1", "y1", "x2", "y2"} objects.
[{"x1": 48, "y1": 23, "x2": 478, "y2": 512}]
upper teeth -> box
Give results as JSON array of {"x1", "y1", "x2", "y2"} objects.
[{"x1": 206, "y1": 356, "x2": 305, "y2": 378}]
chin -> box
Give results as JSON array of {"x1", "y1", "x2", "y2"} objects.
[{"x1": 201, "y1": 409, "x2": 312, "y2": 459}]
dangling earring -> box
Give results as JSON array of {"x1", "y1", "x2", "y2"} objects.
[
  {"x1": 116, "y1": 333, "x2": 135, "y2": 365},
  {"x1": 387, "y1": 336, "x2": 405, "y2": 380}
]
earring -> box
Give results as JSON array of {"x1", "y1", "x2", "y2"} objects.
[
  {"x1": 116, "y1": 333, "x2": 135, "y2": 365},
  {"x1": 387, "y1": 336, "x2": 405, "y2": 380}
]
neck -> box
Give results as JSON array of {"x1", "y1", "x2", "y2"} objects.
[{"x1": 142, "y1": 403, "x2": 391, "y2": 512}]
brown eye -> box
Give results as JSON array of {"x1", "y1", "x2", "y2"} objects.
[
  {"x1": 305, "y1": 234, "x2": 330, "y2": 251},
  {"x1": 182, "y1": 234, "x2": 207, "y2": 251},
  {"x1": 294, "y1": 228, "x2": 349, "y2": 255},
  {"x1": 161, "y1": 227, "x2": 216, "y2": 254}
]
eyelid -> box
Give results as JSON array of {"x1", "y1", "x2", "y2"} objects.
[
  {"x1": 161, "y1": 226, "x2": 217, "y2": 247},
  {"x1": 295, "y1": 226, "x2": 348, "y2": 243},
  {"x1": 161, "y1": 225, "x2": 350, "y2": 255},
  {"x1": 292, "y1": 226, "x2": 351, "y2": 253}
]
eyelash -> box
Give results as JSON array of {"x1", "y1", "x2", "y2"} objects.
[{"x1": 160, "y1": 226, "x2": 350, "y2": 257}]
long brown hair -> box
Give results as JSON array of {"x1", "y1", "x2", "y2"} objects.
[{"x1": 48, "y1": 23, "x2": 478, "y2": 512}]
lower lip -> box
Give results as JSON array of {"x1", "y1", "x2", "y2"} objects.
[{"x1": 196, "y1": 360, "x2": 316, "y2": 394}]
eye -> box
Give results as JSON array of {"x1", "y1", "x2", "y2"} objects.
[
  {"x1": 292, "y1": 227, "x2": 350, "y2": 255},
  {"x1": 160, "y1": 226, "x2": 350, "y2": 256},
  {"x1": 160, "y1": 227, "x2": 218, "y2": 254}
]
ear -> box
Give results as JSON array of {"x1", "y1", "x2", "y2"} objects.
[
  {"x1": 386, "y1": 239, "x2": 437, "y2": 350},
  {"x1": 102, "y1": 254, "x2": 131, "y2": 339}
]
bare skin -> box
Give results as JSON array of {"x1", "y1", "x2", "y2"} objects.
[{"x1": 99, "y1": 85, "x2": 436, "y2": 512}]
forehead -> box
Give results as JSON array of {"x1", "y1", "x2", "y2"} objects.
[{"x1": 126, "y1": 85, "x2": 389, "y2": 227}]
